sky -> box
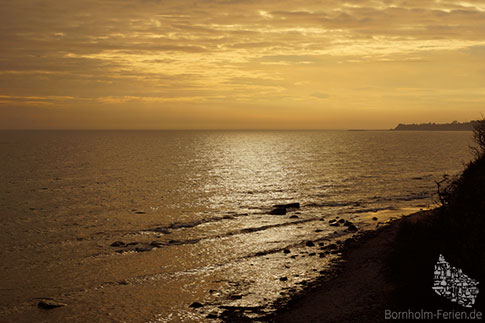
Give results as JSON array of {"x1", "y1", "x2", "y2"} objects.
[{"x1": 1, "y1": 0, "x2": 485, "y2": 129}]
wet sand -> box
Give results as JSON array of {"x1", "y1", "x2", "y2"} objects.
[{"x1": 268, "y1": 210, "x2": 432, "y2": 323}]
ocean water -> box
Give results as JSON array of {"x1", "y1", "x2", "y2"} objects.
[{"x1": 0, "y1": 130, "x2": 473, "y2": 322}]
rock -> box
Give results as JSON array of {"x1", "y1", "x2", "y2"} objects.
[
  {"x1": 126, "y1": 242, "x2": 138, "y2": 246},
  {"x1": 338, "y1": 219, "x2": 345, "y2": 224},
  {"x1": 206, "y1": 313, "x2": 218, "y2": 319},
  {"x1": 309, "y1": 252, "x2": 316, "y2": 256},
  {"x1": 38, "y1": 299, "x2": 66, "y2": 309},
  {"x1": 347, "y1": 224, "x2": 358, "y2": 232},
  {"x1": 273, "y1": 202, "x2": 300, "y2": 209},
  {"x1": 283, "y1": 249, "x2": 291, "y2": 254},
  {"x1": 372, "y1": 217, "x2": 378, "y2": 221},
  {"x1": 305, "y1": 241, "x2": 315, "y2": 247},
  {"x1": 150, "y1": 241, "x2": 164, "y2": 247},
  {"x1": 189, "y1": 302, "x2": 203, "y2": 308},
  {"x1": 289, "y1": 215, "x2": 299, "y2": 219},
  {"x1": 134, "y1": 211, "x2": 146, "y2": 214},
  {"x1": 269, "y1": 208, "x2": 286, "y2": 215},
  {"x1": 329, "y1": 222, "x2": 339, "y2": 227},
  {"x1": 315, "y1": 229, "x2": 323, "y2": 232},
  {"x1": 135, "y1": 246, "x2": 153, "y2": 252},
  {"x1": 329, "y1": 219, "x2": 336, "y2": 223},
  {"x1": 280, "y1": 277, "x2": 288, "y2": 282},
  {"x1": 110, "y1": 241, "x2": 125, "y2": 247},
  {"x1": 344, "y1": 221, "x2": 353, "y2": 227},
  {"x1": 153, "y1": 227, "x2": 170, "y2": 234},
  {"x1": 318, "y1": 242, "x2": 325, "y2": 246},
  {"x1": 328, "y1": 243, "x2": 337, "y2": 249}
]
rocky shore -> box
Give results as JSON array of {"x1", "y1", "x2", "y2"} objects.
[{"x1": 265, "y1": 210, "x2": 433, "y2": 323}]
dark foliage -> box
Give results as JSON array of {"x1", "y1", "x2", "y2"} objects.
[{"x1": 389, "y1": 118, "x2": 485, "y2": 312}]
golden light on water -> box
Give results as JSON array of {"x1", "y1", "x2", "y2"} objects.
[{"x1": 1, "y1": 1, "x2": 484, "y2": 129}]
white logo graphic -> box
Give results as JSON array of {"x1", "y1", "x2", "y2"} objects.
[{"x1": 432, "y1": 254, "x2": 479, "y2": 308}]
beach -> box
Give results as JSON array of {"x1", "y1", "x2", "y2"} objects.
[{"x1": 268, "y1": 210, "x2": 431, "y2": 323}]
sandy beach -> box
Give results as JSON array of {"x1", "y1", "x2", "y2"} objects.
[{"x1": 268, "y1": 210, "x2": 434, "y2": 323}]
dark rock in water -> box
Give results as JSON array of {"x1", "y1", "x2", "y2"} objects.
[
  {"x1": 110, "y1": 241, "x2": 125, "y2": 247},
  {"x1": 372, "y1": 217, "x2": 378, "y2": 221},
  {"x1": 189, "y1": 302, "x2": 203, "y2": 308},
  {"x1": 329, "y1": 222, "x2": 339, "y2": 227},
  {"x1": 283, "y1": 249, "x2": 291, "y2": 254},
  {"x1": 328, "y1": 243, "x2": 337, "y2": 250},
  {"x1": 135, "y1": 246, "x2": 153, "y2": 252},
  {"x1": 338, "y1": 219, "x2": 345, "y2": 224},
  {"x1": 309, "y1": 252, "x2": 316, "y2": 256},
  {"x1": 206, "y1": 313, "x2": 218, "y2": 319},
  {"x1": 273, "y1": 202, "x2": 300, "y2": 209},
  {"x1": 315, "y1": 229, "x2": 323, "y2": 232},
  {"x1": 305, "y1": 241, "x2": 315, "y2": 247},
  {"x1": 153, "y1": 227, "x2": 170, "y2": 234},
  {"x1": 329, "y1": 219, "x2": 336, "y2": 223},
  {"x1": 270, "y1": 207, "x2": 287, "y2": 215},
  {"x1": 38, "y1": 299, "x2": 66, "y2": 309},
  {"x1": 347, "y1": 224, "x2": 358, "y2": 232},
  {"x1": 126, "y1": 242, "x2": 138, "y2": 246},
  {"x1": 318, "y1": 242, "x2": 325, "y2": 246},
  {"x1": 344, "y1": 221, "x2": 353, "y2": 227},
  {"x1": 290, "y1": 255, "x2": 296, "y2": 259},
  {"x1": 289, "y1": 215, "x2": 299, "y2": 219},
  {"x1": 134, "y1": 211, "x2": 146, "y2": 214},
  {"x1": 150, "y1": 241, "x2": 164, "y2": 247},
  {"x1": 230, "y1": 295, "x2": 243, "y2": 300},
  {"x1": 280, "y1": 277, "x2": 288, "y2": 282}
]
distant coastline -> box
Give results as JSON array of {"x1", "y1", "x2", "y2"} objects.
[{"x1": 393, "y1": 120, "x2": 478, "y2": 131}]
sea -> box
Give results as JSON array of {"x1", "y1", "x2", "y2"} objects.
[{"x1": 0, "y1": 130, "x2": 474, "y2": 322}]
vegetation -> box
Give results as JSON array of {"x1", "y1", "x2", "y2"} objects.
[
  {"x1": 394, "y1": 120, "x2": 479, "y2": 131},
  {"x1": 390, "y1": 118, "x2": 485, "y2": 311}
]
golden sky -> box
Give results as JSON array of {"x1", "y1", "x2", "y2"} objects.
[{"x1": 1, "y1": 0, "x2": 485, "y2": 129}]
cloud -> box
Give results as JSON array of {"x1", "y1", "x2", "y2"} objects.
[
  {"x1": 1, "y1": 0, "x2": 485, "y2": 128},
  {"x1": 311, "y1": 92, "x2": 329, "y2": 99}
]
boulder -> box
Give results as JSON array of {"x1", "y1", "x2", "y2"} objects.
[
  {"x1": 37, "y1": 299, "x2": 66, "y2": 309},
  {"x1": 273, "y1": 202, "x2": 300, "y2": 209},
  {"x1": 189, "y1": 302, "x2": 203, "y2": 308},
  {"x1": 305, "y1": 241, "x2": 315, "y2": 247},
  {"x1": 270, "y1": 208, "x2": 286, "y2": 215},
  {"x1": 347, "y1": 224, "x2": 358, "y2": 232},
  {"x1": 110, "y1": 241, "x2": 125, "y2": 247}
]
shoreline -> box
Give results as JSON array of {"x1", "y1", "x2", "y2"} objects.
[{"x1": 263, "y1": 209, "x2": 434, "y2": 323}]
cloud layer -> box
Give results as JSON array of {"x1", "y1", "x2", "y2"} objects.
[{"x1": 1, "y1": 0, "x2": 485, "y2": 128}]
